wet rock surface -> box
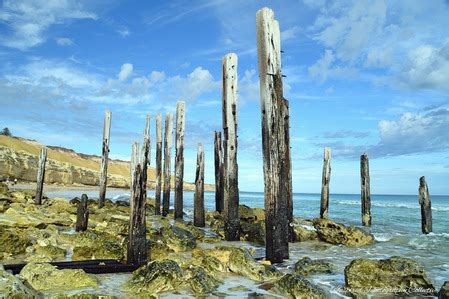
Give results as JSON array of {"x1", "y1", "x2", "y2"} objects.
[
  {"x1": 0, "y1": 266, "x2": 37, "y2": 297},
  {"x1": 273, "y1": 273, "x2": 325, "y2": 299},
  {"x1": 313, "y1": 218, "x2": 375, "y2": 246},
  {"x1": 294, "y1": 257, "x2": 335, "y2": 276},
  {"x1": 440, "y1": 281, "x2": 449, "y2": 299}
]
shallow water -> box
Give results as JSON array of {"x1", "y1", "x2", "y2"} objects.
[{"x1": 41, "y1": 188, "x2": 449, "y2": 297}]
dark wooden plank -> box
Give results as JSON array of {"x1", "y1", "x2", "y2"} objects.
[
  {"x1": 361, "y1": 153, "x2": 372, "y2": 226},
  {"x1": 99, "y1": 109, "x2": 112, "y2": 208},
  {"x1": 419, "y1": 176, "x2": 432, "y2": 234},
  {"x1": 214, "y1": 131, "x2": 224, "y2": 213},
  {"x1": 194, "y1": 143, "x2": 205, "y2": 227},
  {"x1": 75, "y1": 194, "x2": 89, "y2": 232},
  {"x1": 174, "y1": 101, "x2": 186, "y2": 220}
]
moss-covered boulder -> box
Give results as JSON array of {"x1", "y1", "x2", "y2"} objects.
[
  {"x1": 19, "y1": 262, "x2": 97, "y2": 291},
  {"x1": 0, "y1": 182, "x2": 8, "y2": 193},
  {"x1": 186, "y1": 266, "x2": 221, "y2": 295},
  {"x1": 0, "y1": 267, "x2": 37, "y2": 297},
  {"x1": 48, "y1": 294, "x2": 117, "y2": 299},
  {"x1": 313, "y1": 218, "x2": 374, "y2": 246},
  {"x1": 0, "y1": 226, "x2": 32, "y2": 258},
  {"x1": 439, "y1": 281, "x2": 449, "y2": 299},
  {"x1": 174, "y1": 221, "x2": 205, "y2": 240},
  {"x1": 25, "y1": 244, "x2": 66, "y2": 262},
  {"x1": 240, "y1": 221, "x2": 265, "y2": 245},
  {"x1": 273, "y1": 273, "x2": 325, "y2": 299},
  {"x1": 124, "y1": 259, "x2": 183, "y2": 294},
  {"x1": 160, "y1": 226, "x2": 196, "y2": 252},
  {"x1": 239, "y1": 205, "x2": 265, "y2": 223},
  {"x1": 193, "y1": 254, "x2": 226, "y2": 276},
  {"x1": 345, "y1": 257, "x2": 435, "y2": 296},
  {"x1": 294, "y1": 257, "x2": 335, "y2": 276}
]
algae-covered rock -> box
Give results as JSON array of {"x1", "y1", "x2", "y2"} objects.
[
  {"x1": 174, "y1": 221, "x2": 205, "y2": 240},
  {"x1": 294, "y1": 257, "x2": 335, "y2": 276},
  {"x1": 240, "y1": 221, "x2": 265, "y2": 245},
  {"x1": 161, "y1": 226, "x2": 196, "y2": 252},
  {"x1": 0, "y1": 226, "x2": 32, "y2": 258},
  {"x1": 25, "y1": 244, "x2": 66, "y2": 262},
  {"x1": 124, "y1": 259, "x2": 183, "y2": 294},
  {"x1": 313, "y1": 218, "x2": 374, "y2": 246},
  {"x1": 239, "y1": 205, "x2": 265, "y2": 222},
  {"x1": 440, "y1": 281, "x2": 449, "y2": 299},
  {"x1": 187, "y1": 266, "x2": 221, "y2": 295},
  {"x1": 345, "y1": 257, "x2": 435, "y2": 296},
  {"x1": 273, "y1": 273, "x2": 325, "y2": 299},
  {"x1": 0, "y1": 182, "x2": 8, "y2": 193},
  {"x1": 48, "y1": 294, "x2": 117, "y2": 299},
  {"x1": 0, "y1": 267, "x2": 37, "y2": 297},
  {"x1": 19, "y1": 262, "x2": 97, "y2": 291},
  {"x1": 193, "y1": 254, "x2": 226, "y2": 275},
  {"x1": 292, "y1": 220, "x2": 318, "y2": 242}
]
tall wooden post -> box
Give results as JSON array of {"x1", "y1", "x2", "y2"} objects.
[
  {"x1": 256, "y1": 7, "x2": 291, "y2": 263},
  {"x1": 141, "y1": 114, "x2": 151, "y2": 203},
  {"x1": 127, "y1": 142, "x2": 147, "y2": 266},
  {"x1": 360, "y1": 153, "x2": 371, "y2": 226},
  {"x1": 214, "y1": 131, "x2": 224, "y2": 213},
  {"x1": 76, "y1": 194, "x2": 89, "y2": 232},
  {"x1": 99, "y1": 109, "x2": 112, "y2": 208},
  {"x1": 155, "y1": 114, "x2": 163, "y2": 215},
  {"x1": 194, "y1": 143, "x2": 205, "y2": 227},
  {"x1": 174, "y1": 101, "x2": 186, "y2": 220},
  {"x1": 419, "y1": 176, "x2": 432, "y2": 234},
  {"x1": 320, "y1": 147, "x2": 331, "y2": 219},
  {"x1": 222, "y1": 53, "x2": 240, "y2": 241},
  {"x1": 35, "y1": 146, "x2": 47, "y2": 205},
  {"x1": 162, "y1": 113, "x2": 174, "y2": 217}
]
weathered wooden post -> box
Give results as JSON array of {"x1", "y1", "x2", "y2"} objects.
[
  {"x1": 360, "y1": 153, "x2": 371, "y2": 226},
  {"x1": 35, "y1": 146, "x2": 47, "y2": 205},
  {"x1": 174, "y1": 101, "x2": 186, "y2": 220},
  {"x1": 320, "y1": 147, "x2": 331, "y2": 219},
  {"x1": 222, "y1": 53, "x2": 240, "y2": 241},
  {"x1": 214, "y1": 131, "x2": 224, "y2": 213},
  {"x1": 256, "y1": 7, "x2": 292, "y2": 262},
  {"x1": 162, "y1": 113, "x2": 174, "y2": 217},
  {"x1": 155, "y1": 113, "x2": 162, "y2": 215},
  {"x1": 194, "y1": 143, "x2": 205, "y2": 227},
  {"x1": 141, "y1": 114, "x2": 151, "y2": 203},
  {"x1": 127, "y1": 142, "x2": 147, "y2": 266},
  {"x1": 419, "y1": 176, "x2": 432, "y2": 234},
  {"x1": 76, "y1": 194, "x2": 89, "y2": 232},
  {"x1": 99, "y1": 109, "x2": 112, "y2": 208}
]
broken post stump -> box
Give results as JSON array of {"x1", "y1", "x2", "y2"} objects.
[
  {"x1": 194, "y1": 143, "x2": 205, "y2": 227},
  {"x1": 256, "y1": 7, "x2": 291, "y2": 263},
  {"x1": 99, "y1": 109, "x2": 112, "y2": 208},
  {"x1": 76, "y1": 194, "x2": 89, "y2": 232},
  {"x1": 155, "y1": 113, "x2": 163, "y2": 215},
  {"x1": 174, "y1": 101, "x2": 186, "y2": 219},
  {"x1": 35, "y1": 146, "x2": 47, "y2": 205},
  {"x1": 320, "y1": 147, "x2": 331, "y2": 219},
  {"x1": 419, "y1": 176, "x2": 432, "y2": 234},
  {"x1": 360, "y1": 153, "x2": 372, "y2": 226},
  {"x1": 162, "y1": 113, "x2": 174, "y2": 217},
  {"x1": 214, "y1": 131, "x2": 224, "y2": 213}
]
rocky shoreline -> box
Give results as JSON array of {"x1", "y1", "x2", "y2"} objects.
[{"x1": 0, "y1": 183, "x2": 447, "y2": 298}]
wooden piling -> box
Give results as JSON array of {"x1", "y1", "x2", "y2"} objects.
[
  {"x1": 141, "y1": 114, "x2": 151, "y2": 204},
  {"x1": 174, "y1": 101, "x2": 186, "y2": 219},
  {"x1": 418, "y1": 176, "x2": 432, "y2": 234},
  {"x1": 155, "y1": 113, "x2": 163, "y2": 215},
  {"x1": 320, "y1": 147, "x2": 331, "y2": 219},
  {"x1": 162, "y1": 113, "x2": 174, "y2": 217},
  {"x1": 194, "y1": 143, "x2": 205, "y2": 227},
  {"x1": 127, "y1": 142, "x2": 147, "y2": 266},
  {"x1": 256, "y1": 7, "x2": 291, "y2": 262},
  {"x1": 222, "y1": 53, "x2": 240, "y2": 241},
  {"x1": 214, "y1": 131, "x2": 224, "y2": 213},
  {"x1": 99, "y1": 109, "x2": 112, "y2": 208},
  {"x1": 360, "y1": 153, "x2": 371, "y2": 226},
  {"x1": 76, "y1": 194, "x2": 89, "y2": 232},
  {"x1": 35, "y1": 146, "x2": 47, "y2": 205}
]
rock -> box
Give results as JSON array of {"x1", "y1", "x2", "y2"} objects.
[
  {"x1": 274, "y1": 273, "x2": 325, "y2": 299},
  {"x1": 0, "y1": 182, "x2": 8, "y2": 193},
  {"x1": 239, "y1": 205, "x2": 265, "y2": 222},
  {"x1": 48, "y1": 294, "x2": 117, "y2": 299},
  {"x1": 193, "y1": 254, "x2": 226, "y2": 275},
  {"x1": 240, "y1": 221, "x2": 265, "y2": 245},
  {"x1": 19, "y1": 262, "x2": 97, "y2": 291},
  {"x1": 69, "y1": 197, "x2": 80, "y2": 205},
  {"x1": 25, "y1": 244, "x2": 66, "y2": 262},
  {"x1": 124, "y1": 259, "x2": 183, "y2": 294},
  {"x1": 345, "y1": 257, "x2": 435, "y2": 296},
  {"x1": 440, "y1": 281, "x2": 449, "y2": 299},
  {"x1": 0, "y1": 226, "x2": 32, "y2": 258},
  {"x1": 161, "y1": 226, "x2": 196, "y2": 252},
  {"x1": 294, "y1": 257, "x2": 335, "y2": 276},
  {"x1": 187, "y1": 266, "x2": 221, "y2": 294},
  {"x1": 292, "y1": 220, "x2": 318, "y2": 242},
  {"x1": 313, "y1": 218, "x2": 374, "y2": 246},
  {"x1": 174, "y1": 221, "x2": 205, "y2": 240},
  {"x1": 0, "y1": 267, "x2": 37, "y2": 297}
]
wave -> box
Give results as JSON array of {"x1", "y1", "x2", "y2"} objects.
[{"x1": 334, "y1": 200, "x2": 449, "y2": 211}]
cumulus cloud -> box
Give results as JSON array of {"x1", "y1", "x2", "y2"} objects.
[
  {"x1": 117, "y1": 63, "x2": 133, "y2": 81},
  {"x1": 323, "y1": 130, "x2": 370, "y2": 139},
  {"x1": 55, "y1": 37, "x2": 73, "y2": 46},
  {"x1": 0, "y1": 0, "x2": 96, "y2": 50},
  {"x1": 117, "y1": 28, "x2": 130, "y2": 37}
]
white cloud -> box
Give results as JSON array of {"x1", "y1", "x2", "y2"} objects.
[
  {"x1": 0, "y1": 0, "x2": 97, "y2": 50},
  {"x1": 117, "y1": 28, "x2": 130, "y2": 37},
  {"x1": 118, "y1": 63, "x2": 133, "y2": 81},
  {"x1": 55, "y1": 37, "x2": 73, "y2": 46},
  {"x1": 281, "y1": 26, "x2": 301, "y2": 42}
]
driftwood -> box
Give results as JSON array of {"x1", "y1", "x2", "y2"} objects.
[
  {"x1": 256, "y1": 7, "x2": 291, "y2": 262},
  {"x1": 174, "y1": 101, "x2": 186, "y2": 219},
  {"x1": 162, "y1": 113, "x2": 174, "y2": 217},
  {"x1": 360, "y1": 153, "x2": 371, "y2": 226},
  {"x1": 418, "y1": 176, "x2": 432, "y2": 234},
  {"x1": 99, "y1": 109, "x2": 112, "y2": 208},
  {"x1": 194, "y1": 143, "x2": 205, "y2": 227},
  {"x1": 222, "y1": 53, "x2": 240, "y2": 241},
  {"x1": 214, "y1": 131, "x2": 224, "y2": 213},
  {"x1": 35, "y1": 146, "x2": 47, "y2": 205},
  {"x1": 75, "y1": 194, "x2": 89, "y2": 232},
  {"x1": 320, "y1": 147, "x2": 331, "y2": 219},
  {"x1": 155, "y1": 113, "x2": 163, "y2": 215}
]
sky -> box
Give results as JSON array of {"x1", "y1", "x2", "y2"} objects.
[{"x1": 0, "y1": 0, "x2": 448, "y2": 195}]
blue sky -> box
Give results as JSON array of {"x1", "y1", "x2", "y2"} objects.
[{"x1": 1, "y1": 0, "x2": 449, "y2": 195}]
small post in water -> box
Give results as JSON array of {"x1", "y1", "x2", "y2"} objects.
[
  {"x1": 360, "y1": 153, "x2": 372, "y2": 226},
  {"x1": 214, "y1": 131, "x2": 224, "y2": 213},
  {"x1": 418, "y1": 176, "x2": 432, "y2": 234},
  {"x1": 155, "y1": 113, "x2": 163, "y2": 215},
  {"x1": 76, "y1": 194, "x2": 89, "y2": 232},
  {"x1": 174, "y1": 101, "x2": 186, "y2": 219},
  {"x1": 194, "y1": 143, "x2": 205, "y2": 227},
  {"x1": 162, "y1": 113, "x2": 174, "y2": 217},
  {"x1": 320, "y1": 147, "x2": 331, "y2": 219},
  {"x1": 35, "y1": 146, "x2": 47, "y2": 205},
  {"x1": 99, "y1": 109, "x2": 112, "y2": 208}
]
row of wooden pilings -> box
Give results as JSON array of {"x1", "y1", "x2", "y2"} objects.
[{"x1": 31, "y1": 7, "x2": 433, "y2": 267}]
